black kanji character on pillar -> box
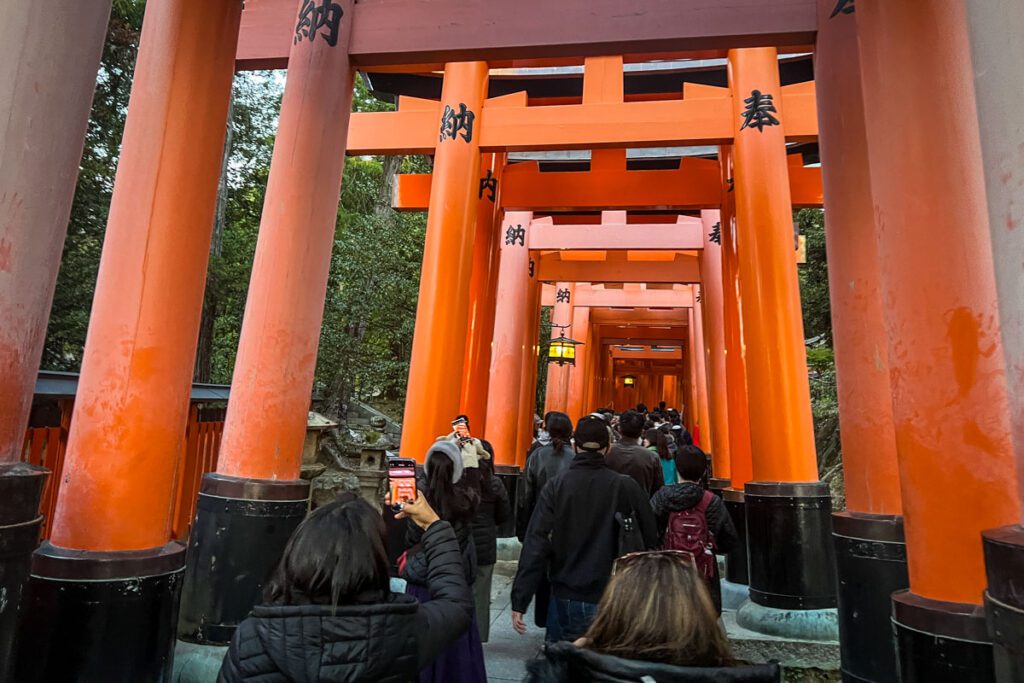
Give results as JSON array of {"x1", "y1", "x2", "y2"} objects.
[
  {"x1": 696, "y1": 291, "x2": 702, "y2": 304},
  {"x1": 294, "y1": 0, "x2": 344, "y2": 46},
  {"x1": 830, "y1": 0, "x2": 854, "y2": 18},
  {"x1": 727, "y1": 177, "x2": 735, "y2": 193},
  {"x1": 528, "y1": 259, "x2": 536, "y2": 278},
  {"x1": 479, "y1": 169, "x2": 497, "y2": 201},
  {"x1": 505, "y1": 224, "x2": 526, "y2": 247},
  {"x1": 709, "y1": 222, "x2": 721, "y2": 245},
  {"x1": 439, "y1": 103, "x2": 476, "y2": 143},
  {"x1": 555, "y1": 288, "x2": 571, "y2": 304},
  {"x1": 739, "y1": 90, "x2": 780, "y2": 132}
]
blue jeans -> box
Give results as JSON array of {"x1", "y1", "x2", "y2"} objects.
[
  {"x1": 554, "y1": 599, "x2": 599, "y2": 642},
  {"x1": 544, "y1": 594, "x2": 562, "y2": 642}
]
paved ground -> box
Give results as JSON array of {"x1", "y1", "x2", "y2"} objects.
[{"x1": 482, "y1": 574, "x2": 544, "y2": 682}]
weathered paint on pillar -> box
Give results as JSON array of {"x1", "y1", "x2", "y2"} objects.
[
  {"x1": 693, "y1": 293, "x2": 712, "y2": 454},
  {"x1": 460, "y1": 153, "x2": 506, "y2": 434},
  {"x1": 700, "y1": 210, "x2": 731, "y2": 480},
  {"x1": 217, "y1": 0, "x2": 356, "y2": 480},
  {"x1": 0, "y1": 2, "x2": 111, "y2": 463},
  {"x1": 815, "y1": 4, "x2": 901, "y2": 515},
  {"x1": 719, "y1": 148, "x2": 754, "y2": 489},
  {"x1": 565, "y1": 306, "x2": 592, "y2": 423},
  {"x1": 400, "y1": 61, "x2": 489, "y2": 461},
  {"x1": 484, "y1": 212, "x2": 533, "y2": 466},
  {"x1": 966, "y1": 0, "x2": 1024, "y2": 512},
  {"x1": 728, "y1": 48, "x2": 818, "y2": 483},
  {"x1": 545, "y1": 282, "x2": 575, "y2": 413},
  {"x1": 516, "y1": 281, "x2": 543, "y2": 465},
  {"x1": 52, "y1": 0, "x2": 242, "y2": 550},
  {"x1": 858, "y1": 0, "x2": 1019, "y2": 604}
]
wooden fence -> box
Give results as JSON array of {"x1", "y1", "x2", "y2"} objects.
[{"x1": 22, "y1": 409, "x2": 224, "y2": 541}]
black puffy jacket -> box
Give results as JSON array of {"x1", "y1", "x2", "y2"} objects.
[
  {"x1": 525, "y1": 642, "x2": 780, "y2": 683},
  {"x1": 217, "y1": 521, "x2": 473, "y2": 682},
  {"x1": 649, "y1": 482, "x2": 738, "y2": 614},
  {"x1": 471, "y1": 474, "x2": 511, "y2": 567}
]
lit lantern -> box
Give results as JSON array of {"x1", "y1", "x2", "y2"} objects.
[
  {"x1": 623, "y1": 375, "x2": 636, "y2": 387},
  {"x1": 547, "y1": 327, "x2": 584, "y2": 367}
]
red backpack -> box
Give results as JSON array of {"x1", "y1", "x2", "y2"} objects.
[{"x1": 663, "y1": 490, "x2": 717, "y2": 579}]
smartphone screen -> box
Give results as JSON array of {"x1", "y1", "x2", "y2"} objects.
[
  {"x1": 451, "y1": 418, "x2": 471, "y2": 443},
  {"x1": 388, "y1": 457, "x2": 418, "y2": 508}
]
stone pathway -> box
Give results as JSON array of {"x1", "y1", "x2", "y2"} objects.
[{"x1": 482, "y1": 574, "x2": 544, "y2": 682}]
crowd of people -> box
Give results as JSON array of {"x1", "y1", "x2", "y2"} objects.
[{"x1": 217, "y1": 406, "x2": 780, "y2": 682}]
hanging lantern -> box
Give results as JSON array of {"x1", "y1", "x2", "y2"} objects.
[
  {"x1": 547, "y1": 328, "x2": 584, "y2": 367},
  {"x1": 623, "y1": 375, "x2": 636, "y2": 387}
]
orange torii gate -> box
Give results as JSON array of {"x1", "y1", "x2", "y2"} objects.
[{"x1": 2, "y1": 1, "x2": 1022, "y2": 680}]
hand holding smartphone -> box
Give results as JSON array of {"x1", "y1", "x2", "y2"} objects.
[
  {"x1": 388, "y1": 457, "x2": 418, "y2": 512},
  {"x1": 451, "y1": 417, "x2": 471, "y2": 445}
]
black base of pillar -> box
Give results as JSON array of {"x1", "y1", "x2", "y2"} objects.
[
  {"x1": 833, "y1": 512, "x2": 908, "y2": 683},
  {"x1": 745, "y1": 481, "x2": 836, "y2": 609},
  {"x1": 13, "y1": 540, "x2": 186, "y2": 682},
  {"x1": 983, "y1": 524, "x2": 1024, "y2": 682},
  {"x1": 893, "y1": 591, "x2": 994, "y2": 682},
  {"x1": 178, "y1": 473, "x2": 309, "y2": 645},
  {"x1": 709, "y1": 477, "x2": 731, "y2": 497},
  {"x1": 723, "y1": 488, "x2": 749, "y2": 585},
  {"x1": 0, "y1": 462, "x2": 47, "y2": 681}
]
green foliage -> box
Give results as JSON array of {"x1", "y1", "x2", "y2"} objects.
[
  {"x1": 43, "y1": 4, "x2": 143, "y2": 369},
  {"x1": 535, "y1": 307, "x2": 553, "y2": 414},
  {"x1": 797, "y1": 208, "x2": 831, "y2": 343}
]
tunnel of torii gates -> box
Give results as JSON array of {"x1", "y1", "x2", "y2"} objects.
[{"x1": 1, "y1": 0, "x2": 1023, "y2": 681}]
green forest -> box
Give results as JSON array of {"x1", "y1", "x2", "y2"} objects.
[{"x1": 45, "y1": 4, "x2": 838, "y2": 482}]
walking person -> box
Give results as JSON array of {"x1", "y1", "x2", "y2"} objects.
[
  {"x1": 646, "y1": 428, "x2": 677, "y2": 486},
  {"x1": 401, "y1": 441, "x2": 487, "y2": 683},
  {"x1": 470, "y1": 444, "x2": 511, "y2": 642},
  {"x1": 218, "y1": 492, "x2": 474, "y2": 682},
  {"x1": 606, "y1": 410, "x2": 664, "y2": 496},
  {"x1": 650, "y1": 447, "x2": 739, "y2": 613},
  {"x1": 512, "y1": 416, "x2": 658, "y2": 642}
]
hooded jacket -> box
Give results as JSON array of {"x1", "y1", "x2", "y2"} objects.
[
  {"x1": 217, "y1": 521, "x2": 473, "y2": 683},
  {"x1": 650, "y1": 482, "x2": 739, "y2": 613},
  {"x1": 525, "y1": 642, "x2": 780, "y2": 683}
]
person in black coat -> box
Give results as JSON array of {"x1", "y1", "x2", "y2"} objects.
[
  {"x1": 471, "y1": 444, "x2": 511, "y2": 642},
  {"x1": 524, "y1": 552, "x2": 779, "y2": 683},
  {"x1": 217, "y1": 492, "x2": 473, "y2": 683},
  {"x1": 650, "y1": 445, "x2": 739, "y2": 614},
  {"x1": 512, "y1": 416, "x2": 658, "y2": 642}
]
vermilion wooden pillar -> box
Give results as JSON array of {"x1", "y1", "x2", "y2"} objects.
[
  {"x1": 565, "y1": 306, "x2": 592, "y2": 422},
  {"x1": 693, "y1": 294, "x2": 712, "y2": 453},
  {"x1": 545, "y1": 282, "x2": 575, "y2": 413},
  {"x1": 460, "y1": 153, "x2": 506, "y2": 435},
  {"x1": 484, "y1": 212, "x2": 534, "y2": 466},
  {"x1": 400, "y1": 61, "x2": 489, "y2": 461},
  {"x1": 0, "y1": 2, "x2": 111, "y2": 674},
  {"x1": 815, "y1": 3, "x2": 907, "y2": 680},
  {"x1": 699, "y1": 210, "x2": 731, "y2": 486},
  {"x1": 686, "y1": 314, "x2": 699, "y2": 433},
  {"x1": 719, "y1": 146, "x2": 754, "y2": 588},
  {"x1": 14, "y1": 2, "x2": 241, "y2": 679},
  {"x1": 728, "y1": 47, "x2": 836, "y2": 623},
  {"x1": 966, "y1": 1, "x2": 1024, "y2": 678},
  {"x1": 178, "y1": 0, "x2": 356, "y2": 651},
  {"x1": 515, "y1": 280, "x2": 543, "y2": 465},
  {"x1": 858, "y1": 2, "x2": 1020, "y2": 678}
]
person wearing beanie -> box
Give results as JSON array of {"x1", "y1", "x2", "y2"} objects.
[
  {"x1": 511, "y1": 416, "x2": 658, "y2": 642},
  {"x1": 649, "y1": 446, "x2": 738, "y2": 614}
]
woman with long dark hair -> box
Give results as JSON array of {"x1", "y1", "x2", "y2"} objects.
[
  {"x1": 402, "y1": 441, "x2": 486, "y2": 683},
  {"x1": 525, "y1": 552, "x2": 779, "y2": 682},
  {"x1": 645, "y1": 428, "x2": 677, "y2": 486},
  {"x1": 218, "y1": 492, "x2": 473, "y2": 682}
]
